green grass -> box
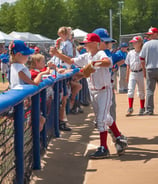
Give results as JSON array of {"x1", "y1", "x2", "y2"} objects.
[{"x1": 0, "y1": 71, "x2": 2, "y2": 82}]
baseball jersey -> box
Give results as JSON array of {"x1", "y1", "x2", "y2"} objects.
[
  {"x1": 73, "y1": 50, "x2": 112, "y2": 90},
  {"x1": 125, "y1": 49, "x2": 142, "y2": 71},
  {"x1": 139, "y1": 39, "x2": 158, "y2": 69},
  {"x1": 115, "y1": 50, "x2": 127, "y2": 67},
  {"x1": 105, "y1": 49, "x2": 123, "y2": 65},
  {"x1": 10, "y1": 63, "x2": 31, "y2": 88},
  {"x1": 0, "y1": 53, "x2": 9, "y2": 63}
]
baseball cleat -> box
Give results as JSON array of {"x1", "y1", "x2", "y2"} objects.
[
  {"x1": 126, "y1": 108, "x2": 133, "y2": 116},
  {"x1": 139, "y1": 107, "x2": 145, "y2": 115},
  {"x1": 115, "y1": 137, "x2": 128, "y2": 156},
  {"x1": 143, "y1": 111, "x2": 153, "y2": 115},
  {"x1": 90, "y1": 146, "x2": 110, "y2": 159},
  {"x1": 108, "y1": 129, "x2": 128, "y2": 144}
]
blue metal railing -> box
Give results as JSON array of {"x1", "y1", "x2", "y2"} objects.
[{"x1": 0, "y1": 68, "x2": 79, "y2": 184}]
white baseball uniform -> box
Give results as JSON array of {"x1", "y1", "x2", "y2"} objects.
[
  {"x1": 73, "y1": 50, "x2": 113, "y2": 132},
  {"x1": 125, "y1": 49, "x2": 145, "y2": 99}
]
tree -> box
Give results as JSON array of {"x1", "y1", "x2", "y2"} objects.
[{"x1": 0, "y1": 3, "x2": 16, "y2": 33}]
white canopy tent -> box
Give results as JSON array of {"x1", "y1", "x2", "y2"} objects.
[
  {"x1": 9, "y1": 31, "x2": 41, "y2": 43},
  {"x1": 0, "y1": 31, "x2": 14, "y2": 42},
  {"x1": 72, "y1": 28, "x2": 88, "y2": 40},
  {"x1": 34, "y1": 34, "x2": 53, "y2": 42}
]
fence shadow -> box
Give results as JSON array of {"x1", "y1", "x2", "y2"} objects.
[{"x1": 31, "y1": 106, "x2": 96, "y2": 184}]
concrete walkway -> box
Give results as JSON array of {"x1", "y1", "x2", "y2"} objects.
[{"x1": 31, "y1": 89, "x2": 158, "y2": 184}]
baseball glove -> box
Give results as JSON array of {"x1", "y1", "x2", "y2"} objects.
[{"x1": 81, "y1": 63, "x2": 95, "y2": 78}]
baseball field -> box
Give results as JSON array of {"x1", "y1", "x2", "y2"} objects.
[{"x1": 31, "y1": 85, "x2": 158, "y2": 184}]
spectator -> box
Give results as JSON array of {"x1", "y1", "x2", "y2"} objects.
[
  {"x1": 34, "y1": 46, "x2": 40, "y2": 54},
  {"x1": 58, "y1": 26, "x2": 83, "y2": 114},
  {"x1": 9, "y1": 40, "x2": 50, "y2": 131}
]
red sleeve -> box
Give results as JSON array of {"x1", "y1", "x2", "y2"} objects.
[
  {"x1": 140, "y1": 57, "x2": 145, "y2": 60},
  {"x1": 40, "y1": 66, "x2": 47, "y2": 72},
  {"x1": 30, "y1": 69, "x2": 39, "y2": 80}
]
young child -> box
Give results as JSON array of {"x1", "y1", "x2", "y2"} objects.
[
  {"x1": 125, "y1": 36, "x2": 145, "y2": 116},
  {"x1": 49, "y1": 33, "x2": 127, "y2": 159},
  {"x1": 58, "y1": 26, "x2": 83, "y2": 113},
  {"x1": 48, "y1": 46, "x2": 72, "y2": 131},
  {"x1": 29, "y1": 53, "x2": 50, "y2": 80},
  {"x1": 93, "y1": 28, "x2": 128, "y2": 151},
  {"x1": 9, "y1": 40, "x2": 50, "y2": 131}
]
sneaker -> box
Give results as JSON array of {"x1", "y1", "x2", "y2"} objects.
[
  {"x1": 115, "y1": 137, "x2": 128, "y2": 156},
  {"x1": 59, "y1": 121, "x2": 71, "y2": 131},
  {"x1": 77, "y1": 106, "x2": 84, "y2": 113},
  {"x1": 126, "y1": 108, "x2": 133, "y2": 116},
  {"x1": 90, "y1": 146, "x2": 110, "y2": 159},
  {"x1": 139, "y1": 108, "x2": 145, "y2": 115},
  {"x1": 143, "y1": 111, "x2": 153, "y2": 115},
  {"x1": 70, "y1": 107, "x2": 78, "y2": 114},
  {"x1": 70, "y1": 103, "x2": 79, "y2": 114}
]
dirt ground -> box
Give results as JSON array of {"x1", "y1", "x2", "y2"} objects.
[
  {"x1": 30, "y1": 85, "x2": 158, "y2": 184},
  {"x1": 0, "y1": 82, "x2": 9, "y2": 92}
]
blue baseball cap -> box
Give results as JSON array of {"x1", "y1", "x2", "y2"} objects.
[
  {"x1": 11, "y1": 40, "x2": 35, "y2": 55},
  {"x1": 92, "y1": 28, "x2": 115, "y2": 42},
  {"x1": 120, "y1": 42, "x2": 129, "y2": 48}
]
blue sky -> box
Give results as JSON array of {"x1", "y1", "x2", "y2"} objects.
[{"x1": 0, "y1": 0, "x2": 17, "y2": 5}]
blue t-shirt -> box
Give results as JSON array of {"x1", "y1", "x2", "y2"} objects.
[
  {"x1": 0, "y1": 53, "x2": 9, "y2": 64},
  {"x1": 104, "y1": 49, "x2": 123, "y2": 65},
  {"x1": 115, "y1": 50, "x2": 127, "y2": 67}
]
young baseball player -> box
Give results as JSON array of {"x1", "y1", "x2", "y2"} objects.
[
  {"x1": 49, "y1": 33, "x2": 127, "y2": 158},
  {"x1": 125, "y1": 36, "x2": 145, "y2": 116},
  {"x1": 0, "y1": 48, "x2": 10, "y2": 83},
  {"x1": 116, "y1": 42, "x2": 129, "y2": 93},
  {"x1": 93, "y1": 28, "x2": 128, "y2": 150}
]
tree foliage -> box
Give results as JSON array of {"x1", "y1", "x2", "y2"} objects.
[{"x1": 0, "y1": 0, "x2": 158, "y2": 40}]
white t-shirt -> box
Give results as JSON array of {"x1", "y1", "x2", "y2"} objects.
[
  {"x1": 59, "y1": 40, "x2": 73, "y2": 69},
  {"x1": 74, "y1": 50, "x2": 112, "y2": 90},
  {"x1": 125, "y1": 49, "x2": 142, "y2": 71},
  {"x1": 10, "y1": 63, "x2": 31, "y2": 88}
]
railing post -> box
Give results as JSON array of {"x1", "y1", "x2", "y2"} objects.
[
  {"x1": 40, "y1": 89, "x2": 47, "y2": 149},
  {"x1": 14, "y1": 102, "x2": 24, "y2": 184},
  {"x1": 53, "y1": 81, "x2": 60, "y2": 137},
  {"x1": 31, "y1": 93, "x2": 41, "y2": 170},
  {"x1": 63, "y1": 79, "x2": 69, "y2": 114}
]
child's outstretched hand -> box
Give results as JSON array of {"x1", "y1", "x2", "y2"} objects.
[{"x1": 49, "y1": 47, "x2": 58, "y2": 56}]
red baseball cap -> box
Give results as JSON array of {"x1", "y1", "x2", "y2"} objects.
[
  {"x1": 129, "y1": 36, "x2": 143, "y2": 43},
  {"x1": 145, "y1": 27, "x2": 158, "y2": 35},
  {"x1": 81, "y1": 33, "x2": 101, "y2": 43},
  {"x1": 34, "y1": 46, "x2": 40, "y2": 52}
]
